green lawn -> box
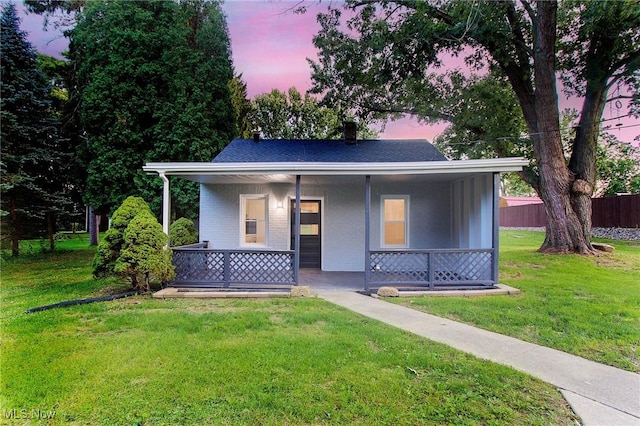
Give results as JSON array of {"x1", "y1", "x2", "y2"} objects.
[
  {"x1": 392, "y1": 230, "x2": 640, "y2": 373},
  {"x1": 0, "y1": 235, "x2": 577, "y2": 425}
]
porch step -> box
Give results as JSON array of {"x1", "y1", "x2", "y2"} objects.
[
  {"x1": 153, "y1": 287, "x2": 291, "y2": 299},
  {"x1": 375, "y1": 284, "x2": 521, "y2": 297}
]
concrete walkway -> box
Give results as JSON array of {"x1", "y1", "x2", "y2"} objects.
[{"x1": 318, "y1": 291, "x2": 640, "y2": 426}]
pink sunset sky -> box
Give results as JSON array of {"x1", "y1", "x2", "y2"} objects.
[{"x1": 18, "y1": 0, "x2": 639, "y2": 143}]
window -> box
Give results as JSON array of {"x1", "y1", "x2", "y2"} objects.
[
  {"x1": 241, "y1": 195, "x2": 268, "y2": 245},
  {"x1": 382, "y1": 196, "x2": 409, "y2": 247}
]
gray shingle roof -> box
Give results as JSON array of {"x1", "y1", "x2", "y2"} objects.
[{"x1": 212, "y1": 139, "x2": 448, "y2": 163}]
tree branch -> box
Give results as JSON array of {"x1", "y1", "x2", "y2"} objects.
[
  {"x1": 359, "y1": 102, "x2": 455, "y2": 122},
  {"x1": 505, "y1": 0, "x2": 534, "y2": 65},
  {"x1": 520, "y1": 0, "x2": 536, "y2": 25},
  {"x1": 606, "y1": 95, "x2": 634, "y2": 102}
]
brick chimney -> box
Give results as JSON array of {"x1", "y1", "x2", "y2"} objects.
[{"x1": 343, "y1": 121, "x2": 357, "y2": 145}]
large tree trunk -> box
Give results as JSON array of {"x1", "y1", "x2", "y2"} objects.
[
  {"x1": 532, "y1": 1, "x2": 594, "y2": 254},
  {"x1": 89, "y1": 206, "x2": 99, "y2": 246},
  {"x1": 568, "y1": 87, "x2": 607, "y2": 246}
]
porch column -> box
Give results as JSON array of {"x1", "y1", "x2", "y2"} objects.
[
  {"x1": 159, "y1": 172, "x2": 170, "y2": 237},
  {"x1": 492, "y1": 172, "x2": 500, "y2": 284},
  {"x1": 294, "y1": 175, "x2": 301, "y2": 285},
  {"x1": 364, "y1": 175, "x2": 371, "y2": 291}
]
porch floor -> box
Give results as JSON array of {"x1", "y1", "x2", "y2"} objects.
[{"x1": 299, "y1": 269, "x2": 364, "y2": 291}]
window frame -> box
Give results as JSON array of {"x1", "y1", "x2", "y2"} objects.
[
  {"x1": 239, "y1": 194, "x2": 269, "y2": 247},
  {"x1": 380, "y1": 195, "x2": 410, "y2": 248}
]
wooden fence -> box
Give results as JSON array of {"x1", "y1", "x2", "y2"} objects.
[{"x1": 500, "y1": 194, "x2": 640, "y2": 228}]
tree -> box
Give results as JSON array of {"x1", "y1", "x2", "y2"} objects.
[
  {"x1": 250, "y1": 87, "x2": 379, "y2": 139},
  {"x1": 1, "y1": 4, "x2": 64, "y2": 255},
  {"x1": 115, "y1": 210, "x2": 174, "y2": 293},
  {"x1": 229, "y1": 73, "x2": 254, "y2": 138},
  {"x1": 169, "y1": 217, "x2": 199, "y2": 247},
  {"x1": 309, "y1": 0, "x2": 639, "y2": 254},
  {"x1": 69, "y1": 0, "x2": 236, "y2": 218}
]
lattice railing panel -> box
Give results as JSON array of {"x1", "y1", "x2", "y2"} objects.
[
  {"x1": 172, "y1": 250, "x2": 224, "y2": 282},
  {"x1": 370, "y1": 252, "x2": 429, "y2": 282},
  {"x1": 369, "y1": 249, "x2": 494, "y2": 287},
  {"x1": 433, "y1": 251, "x2": 492, "y2": 282},
  {"x1": 230, "y1": 252, "x2": 295, "y2": 284},
  {"x1": 171, "y1": 248, "x2": 294, "y2": 286}
]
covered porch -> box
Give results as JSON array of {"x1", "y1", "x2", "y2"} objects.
[{"x1": 143, "y1": 158, "x2": 527, "y2": 291}]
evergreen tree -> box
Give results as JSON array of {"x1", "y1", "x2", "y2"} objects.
[
  {"x1": 169, "y1": 217, "x2": 198, "y2": 247},
  {"x1": 93, "y1": 196, "x2": 152, "y2": 278},
  {"x1": 70, "y1": 0, "x2": 236, "y2": 218},
  {"x1": 0, "y1": 3, "x2": 65, "y2": 255},
  {"x1": 115, "y1": 210, "x2": 174, "y2": 293},
  {"x1": 229, "y1": 73, "x2": 253, "y2": 138}
]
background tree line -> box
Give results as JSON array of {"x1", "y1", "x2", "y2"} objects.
[
  {"x1": 3, "y1": 0, "x2": 638, "y2": 256},
  {"x1": 3, "y1": 0, "x2": 238, "y2": 255},
  {"x1": 2, "y1": 0, "x2": 378, "y2": 255}
]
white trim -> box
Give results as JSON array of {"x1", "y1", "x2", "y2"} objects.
[
  {"x1": 239, "y1": 194, "x2": 269, "y2": 248},
  {"x1": 158, "y1": 171, "x2": 170, "y2": 238},
  {"x1": 143, "y1": 157, "x2": 529, "y2": 178},
  {"x1": 380, "y1": 195, "x2": 410, "y2": 248}
]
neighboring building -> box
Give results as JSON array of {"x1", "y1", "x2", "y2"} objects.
[
  {"x1": 499, "y1": 196, "x2": 543, "y2": 208},
  {"x1": 144, "y1": 134, "x2": 527, "y2": 291}
]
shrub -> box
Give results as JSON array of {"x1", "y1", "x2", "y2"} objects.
[
  {"x1": 169, "y1": 217, "x2": 198, "y2": 247},
  {"x1": 115, "y1": 210, "x2": 174, "y2": 292},
  {"x1": 92, "y1": 196, "x2": 152, "y2": 278}
]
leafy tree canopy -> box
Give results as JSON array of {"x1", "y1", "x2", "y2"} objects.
[{"x1": 250, "y1": 87, "x2": 379, "y2": 139}]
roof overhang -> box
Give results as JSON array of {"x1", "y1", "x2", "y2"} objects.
[{"x1": 143, "y1": 158, "x2": 529, "y2": 184}]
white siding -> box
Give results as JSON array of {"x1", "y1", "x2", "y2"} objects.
[
  {"x1": 451, "y1": 174, "x2": 494, "y2": 248},
  {"x1": 370, "y1": 182, "x2": 453, "y2": 250},
  {"x1": 322, "y1": 184, "x2": 365, "y2": 271}
]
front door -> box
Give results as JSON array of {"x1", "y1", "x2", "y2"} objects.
[{"x1": 291, "y1": 200, "x2": 321, "y2": 268}]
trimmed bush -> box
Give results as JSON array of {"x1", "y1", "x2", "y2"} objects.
[
  {"x1": 92, "y1": 196, "x2": 152, "y2": 278},
  {"x1": 169, "y1": 217, "x2": 198, "y2": 247},
  {"x1": 115, "y1": 210, "x2": 174, "y2": 292}
]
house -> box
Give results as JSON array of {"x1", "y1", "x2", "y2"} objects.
[{"x1": 143, "y1": 133, "x2": 527, "y2": 291}]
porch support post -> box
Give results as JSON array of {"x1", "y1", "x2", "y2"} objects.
[
  {"x1": 159, "y1": 172, "x2": 171, "y2": 238},
  {"x1": 294, "y1": 175, "x2": 301, "y2": 285},
  {"x1": 364, "y1": 175, "x2": 371, "y2": 292},
  {"x1": 492, "y1": 172, "x2": 500, "y2": 284}
]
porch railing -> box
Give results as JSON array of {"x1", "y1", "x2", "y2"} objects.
[
  {"x1": 368, "y1": 248, "x2": 494, "y2": 290},
  {"x1": 170, "y1": 245, "x2": 295, "y2": 287}
]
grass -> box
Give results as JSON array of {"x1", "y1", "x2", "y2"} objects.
[
  {"x1": 391, "y1": 230, "x2": 640, "y2": 373},
  {"x1": 0, "y1": 235, "x2": 577, "y2": 424}
]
